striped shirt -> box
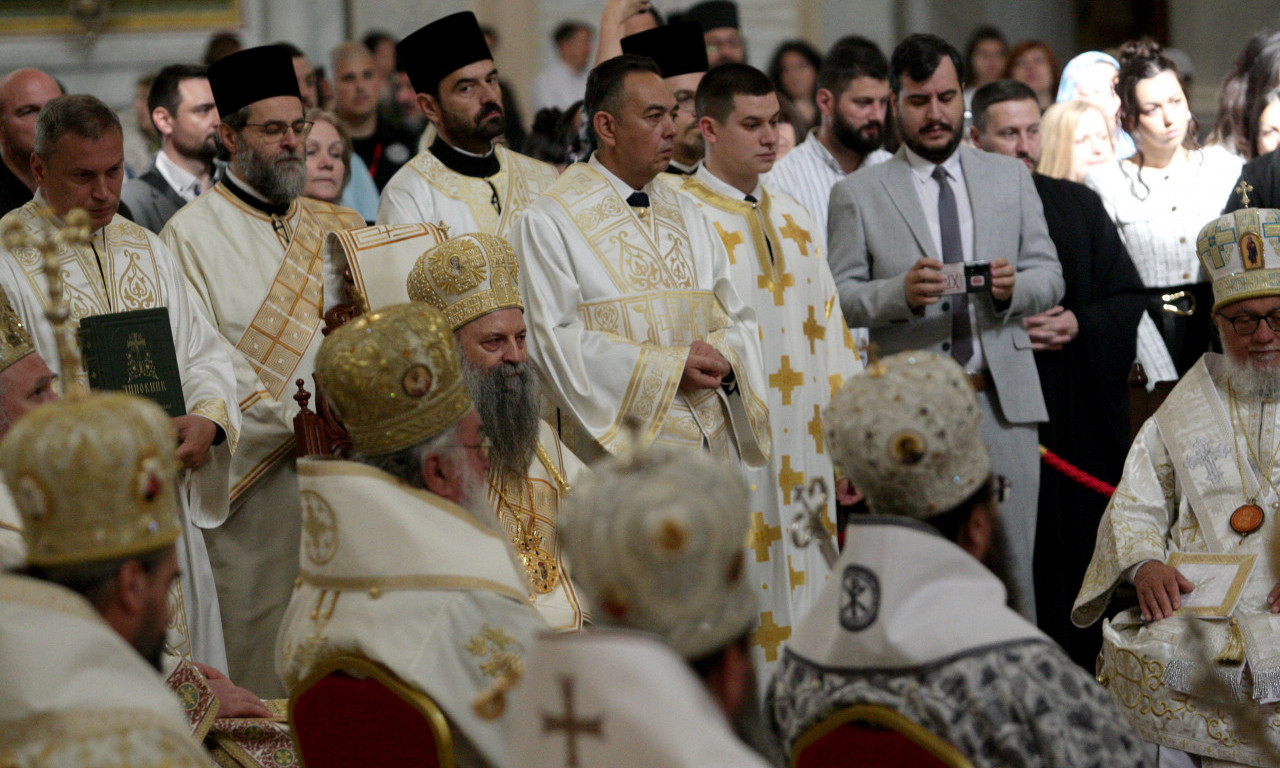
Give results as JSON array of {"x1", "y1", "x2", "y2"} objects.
[{"x1": 764, "y1": 129, "x2": 891, "y2": 246}]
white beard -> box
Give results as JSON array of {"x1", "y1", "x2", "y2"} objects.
[{"x1": 1224, "y1": 352, "x2": 1280, "y2": 400}]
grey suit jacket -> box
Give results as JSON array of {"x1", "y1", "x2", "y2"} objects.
[
  {"x1": 827, "y1": 145, "x2": 1063, "y2": 423},
  {"x1": 121, "y1": 166, "x2": 189, "y2": 234}
]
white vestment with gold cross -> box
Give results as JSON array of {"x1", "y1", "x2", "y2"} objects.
[
  {"x1": 515, "y1": 155, "x2": 770, "y2": 465},
  {"x1": 0, "y1": 573, "x2": 213, "y2": 768},
  {"x1": 1073, "y1": 355, "x2": 1280, "y2": 767},
  {"x1": 492, "y1": 420, "x2": 591, "y2": 632},
  {"x1": 0, "y1": 197, "x2": 240, "y2": 674},
  {"x1": 675, "y1": 168, "x2": 862, "y2": 681},
  {"x1": 277, "y1": 458, "x2": 548, "y2": 768},
  {"x1": 377, "y1": 144, "x2": 559, "y2": 239},
  {"x1": 161, "y1": 179, "x2": 364, "y2": 696}
]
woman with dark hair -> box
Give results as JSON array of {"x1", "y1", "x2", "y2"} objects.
[
  {"x1": 965, "y1": 26, "x2": 1007, "y2": 91},
  {"x1": 522, "y1": 103, "x2": 586, "y2": 173},
  {"x1": 1004, "y1": 39, "x2": 1059, "y2": 110},
  {"x1": 1249, "y1": 88, "x2": 1280, "y2": 159},
  {"x1": 767, "y1": 40, "x2": 822, "y2": 133},
  {"x1": 1085, "y1": 39, "x2": 1244, "y2": 382},
  {"x1": 1207, "y1": 30, "x2": 1280, "y2": 158}
]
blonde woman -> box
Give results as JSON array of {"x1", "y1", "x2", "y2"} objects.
[
  {"x1": 304, "y1": 108, "x2": 378, "y2": 221},
  {"x1": 1038, "y1": 100, "x2": 1115, "y2": 183}
]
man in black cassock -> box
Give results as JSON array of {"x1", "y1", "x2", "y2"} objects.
[{"x1": 971, "y1": 79, "x2": 1147, "y2": 669}]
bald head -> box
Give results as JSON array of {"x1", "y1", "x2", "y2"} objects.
[{"x1": 0, "y1": 69, "x2": 62, "y2": 185}]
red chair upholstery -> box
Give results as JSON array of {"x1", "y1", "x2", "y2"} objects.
[
  {"x1": 790, "y1": 704, "x2": 974, "y2": 768},
  {"x1": 290, "y1": 655, "x2": 455, "y2": 768}
]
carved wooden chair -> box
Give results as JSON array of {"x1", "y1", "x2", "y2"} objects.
[
  {"x1": 289, "y1": 654, "x2": 455, "y2": 768},
  {"x1": 789, "y1": 704, "x2": 975, "y2": 768},
  {"x1": 292, "y1": 291, "x2": 358, "y2": 458},
  {"x1": 1127, "y1": 362, "x2": 1177, "y2": 445}
]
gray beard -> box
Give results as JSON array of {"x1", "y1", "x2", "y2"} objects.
[
  {"x1": 1224, "y1": 353, "x2": 1280, "y2": 400},
  {"x1": 461, "y1": 356, "x2": 541, "y2": 484},
  {"x1": 239, "y1": 144, "x2": 306, "y2": 205}
]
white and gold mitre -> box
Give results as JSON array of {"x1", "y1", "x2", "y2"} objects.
[
  {"x1": 1197, "y1": 206, "x2": 1280, "y2": 311},
  {"x1": 406, "y1": 233, "x2": 523, "y2": 330},
  {"x1": 315, "y1": 301, "x2": 472, "y2": 457},
  {"x1": 0, "y1": 393, "x2": 180, "y2": 567},
  {"x1": 0, "y1": 283, "x2": 34, "y2": 372},
  {"x1": 825, "y1": 351, "x2": 990, "y2": 520},
  {"x1": 560, "y1": 444, "x2": 757, "y2": 659}
]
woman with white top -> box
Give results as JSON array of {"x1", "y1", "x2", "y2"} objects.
[{"x1": 1084, "y1": 39, "x2": 1243, "y2": 382}]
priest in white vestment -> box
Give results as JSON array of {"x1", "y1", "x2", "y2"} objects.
[
  {"x1": 0, "y1": 394, "x2": 213, "y2": 767},
  {"x1": 408, "y1": 233, "x2": 589, "y2": 630},
  {"x1": 0, "y1": 95, "x2": 238, "y2": 673},
  {"x1": 675, "y1": 63, "x2": 863, "y2": 683},
  {"x1": 376, "y1": 12, "x2": 559, "y2": 238},
  {"x1": 510, "y1": 444, "x2": 772, "y2": 767},
  {"x1": 161, "y1": 45, "x2": 364, "y2": 696},
  {"x1": 516, "y1": 54, "x2": 770, "y2": 465},
  {"x1": 1074, "y1": 206, "x2": 1280, "y2": 768},
  {"x1": 276, "y1": 302, "x2": 547, "y2": 768},
  {"x1": 769, "y1": 352, "x2": 1149, "y2": 768}
]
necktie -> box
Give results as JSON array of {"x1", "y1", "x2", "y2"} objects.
[
  {"x1": 626, "y1": 191, "x2": 650, "y2": 208},
  {"x1": 932, "y1": 164, "x2": 973, "y2": 366}
]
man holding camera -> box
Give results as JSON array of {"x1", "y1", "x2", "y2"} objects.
[{"x1": 826, "y1": 34, "x2": 1062, "y2": 622}]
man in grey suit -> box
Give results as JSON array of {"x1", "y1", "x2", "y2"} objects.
[
  {"x1": 121, "y1": 64, "x2": 219, "y2": 233},
  {"x1": 827, "y1": 33, "x2": 1063, "y2": 622}
]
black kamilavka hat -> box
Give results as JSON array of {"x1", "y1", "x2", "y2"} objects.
[
  {"x1": 621, "y1": 22, "x2": 709, "y2": 77},
  {"x1": 683, "y1": 1, "x2": 739, "y2": 31},
  {"x1": 208, "y1": 45, "x2": 301, "y2": 116},
  {"x1": 397, "y1": 11, "x2": 494, "y2": 95}
]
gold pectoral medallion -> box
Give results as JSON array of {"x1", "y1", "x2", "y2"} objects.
[{"x1": 514, "y1": 516, "x2": 560, "y2": 595}]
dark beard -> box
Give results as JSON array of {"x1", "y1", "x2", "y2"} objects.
[
  {"x1": 240, "y1": 144, "x2": 306, "y2": 205},
  {"x1": 461, "y1": 356, "x2": 541, "y2": 484},
  {"x1": 442, "y1": 101, "x2": 505, "y2": 151},
  {"x1": 832, "y1": 113, "x2": 884, "y2": 156},
  {"x1": 899, "y1": 116, "x2": 964, "y2": 164}
]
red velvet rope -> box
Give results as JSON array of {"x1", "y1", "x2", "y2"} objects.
[{"x1": 1039, "y1": 445, "x2": 1116, "y2": 497}]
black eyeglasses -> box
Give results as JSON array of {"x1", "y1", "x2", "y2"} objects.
[
  {"x1": 244, "y1": 120, "x2": 314, "y2": 142},
  {"x1": 1219, "y1": 310, "x2": 1280, "y2": 336}
]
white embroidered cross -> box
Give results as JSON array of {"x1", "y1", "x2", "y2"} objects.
[{"x1": 1185, "y1": 436, "x2": 1232, "y2": 485}]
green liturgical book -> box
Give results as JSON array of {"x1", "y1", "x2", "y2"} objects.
[{"x1": 79, "y1": 307, "x2": 186, "y2": 418}]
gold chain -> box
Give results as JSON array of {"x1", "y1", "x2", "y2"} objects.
[{"x1": 1227, "y1": 382, "x2": 1280, "y2": 503}]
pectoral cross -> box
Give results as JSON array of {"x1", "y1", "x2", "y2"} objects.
[
  {"x1": 542, "y1": 676, "x2": 603, "y2": 768},
  {"x1": 790, "y1": 476, "x2": 838, "y2": 567},
  {"x1": 1, "y1": 206, "x2": 92, "y2": 396},
  {"x1": 1236, "y1": 179, "x2": 1254, "y2": 208}
]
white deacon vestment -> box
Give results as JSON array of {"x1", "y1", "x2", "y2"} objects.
[
  {"x1": 376, "y1": 143, "x2": 559, "y2": 239},
  {"x1": 0, "y1": 478, "x2": 24, "y2": 571},
  {"x1": 675, "y1": 167, "x2": 862, "y2": 681},
  {"x1": 0, "y1": 197, "x2": 240, "y2": 672},
  {"x1": 509, "y1": 629, "x2": 772, "y2": 768},
  {"x1": 516, "y1": 154, "x2": 770, "y2": 464},
  {"x1": 276, "y1": 458, "x2": 548, "y2": 768},
  {"x1": 161, "y1": 177, "x2": 363, "y2": 696},
  {"x1": 1074, "y1": 354, "x2": 1280, "y2": 767},
  {"x1": 0, "y1": 573, "x2": 212, "y2": 767}
]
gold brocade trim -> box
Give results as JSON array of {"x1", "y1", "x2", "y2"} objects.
[
  {"x1": 0, "y1": 708, "x2": 208, "y2": 764},
  {"x1": 577, "y1": 290, "x2": 726, "y2": 347},
  {"x1": 229, "y1": 438, "x2": 294, "y2": 502},
  {"x1": 297, "y1": 459, "x2": 504, "y2": 538},
  {"x1": 545, "y1": 164, "x2": 697, "y2": 293},
  {"x1": 165, "y1": 659, "x2": 219, "y2": 742},
  {"x1": 210, "y1": 183, "x2": 298, "y2": 224},
  {"x1": 596, "y1": 344, "x2": 686, "y2": 452},
  {"x1": 297, "y1": 570, "x2": 526, "y2": 602},
  {"x1": 190, "y1": 398, "x2": 238, "y2": 455},
  {"x1": 0, "y1": 573, "x2": 98, "y2": 622},
  {"x1": 165, "y1": 575, "x2": 193, "y2": 662},
  {"x1": 534, "y1": 442, "x2": 571, "y2": 494},
  {"x1": 681, "y1": 179, "x2": 793, "y2": 306},
  {"x1": 208, "y1": 718, "x2": 298, "y2": 768},
  {"x1": 406, "y1": 146, "x2": 558, "y2": 238},
  {"x1": 232, "y1": 201, "x2": 360, "y2": 402}
]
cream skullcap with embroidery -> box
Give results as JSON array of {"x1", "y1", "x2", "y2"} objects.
[
  {"x1": 1197, "y1": 207, "x2": 1280, "y2": 312},
  {"x1": 315, "y1": 302, "x2": 472, "y2": 457},
  {"x1": 0, "y1": 392, "x2": 180, "y2": 567},
  {"x1": 0, "y1": 283, "x2": 34, "y2": 373},
  {"x1": 824, "y1": 351, "x2": 990, "y2": 520},
  {"x1": 407, "y1": 233, "x2": 523, "y2": 330},
  {"x1": 560, "y1": 444, "x2": 756, "y2": 659}
]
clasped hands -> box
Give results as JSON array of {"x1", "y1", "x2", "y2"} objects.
[
  {"x1": 681, "y1": 340, "x2": 732, "y2": 393},
  {"x1": 904, "y1": 257, "x2": 1015, "y2": 308}
]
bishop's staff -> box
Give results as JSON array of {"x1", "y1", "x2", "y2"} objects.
[{"x1": 0, "y1": 206, "x2": 92, "y2": 397}]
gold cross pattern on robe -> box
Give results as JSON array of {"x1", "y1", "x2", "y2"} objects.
[
  {"x1": 778, "y1": 213, "x2": 812, "y2": 255},
  {"x1": 714, "y1": 221, "x2": 743, "y2": 265},
  {"x1": 750, "y1": 610, "x2": 791, "y2": 662},
  {"x1": 747, "y1": 511, "x2": 781, "y2": 562},
  {"x1": 802, "y1": 305, "x2": 825, "y2": 354},
  {"x1": 769, "y1": 356, "x2": 804, "y2": 405}
]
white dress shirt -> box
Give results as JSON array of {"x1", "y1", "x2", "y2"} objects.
[{"x1": 154, "y1": 149, "x2": 205, "y2": 203}]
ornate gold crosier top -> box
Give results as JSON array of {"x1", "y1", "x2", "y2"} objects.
[{"x1": 0, "y1": 206, "x2": 92, "y2": 396}]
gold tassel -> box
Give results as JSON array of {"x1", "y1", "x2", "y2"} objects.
[{"x1": 1216, "y1": 617, "x2": 1245, "y2": 665}]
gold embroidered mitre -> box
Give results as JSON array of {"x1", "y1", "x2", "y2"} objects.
[
  {"x1": 1197, "y1": 207, "x2": 1280, "y2": 311},
  {"x1": 315, "y1": 301, "x2": 472, "y2": 456},
  {"x1": 825, "y1": 351, "x2": 990, "y2": 519},
  {"x1": 406, "y1": 233, "x2": 523, "y2": 330},
  {"x1": 0, "y1": 283, "x2": 34, "y2": 372},
  {"x1": 561, "y1": 444, "x2": 757, "y2": 659},
  {"x1": 0, "y1": 393, "x2": 180, "y2": 566}
]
